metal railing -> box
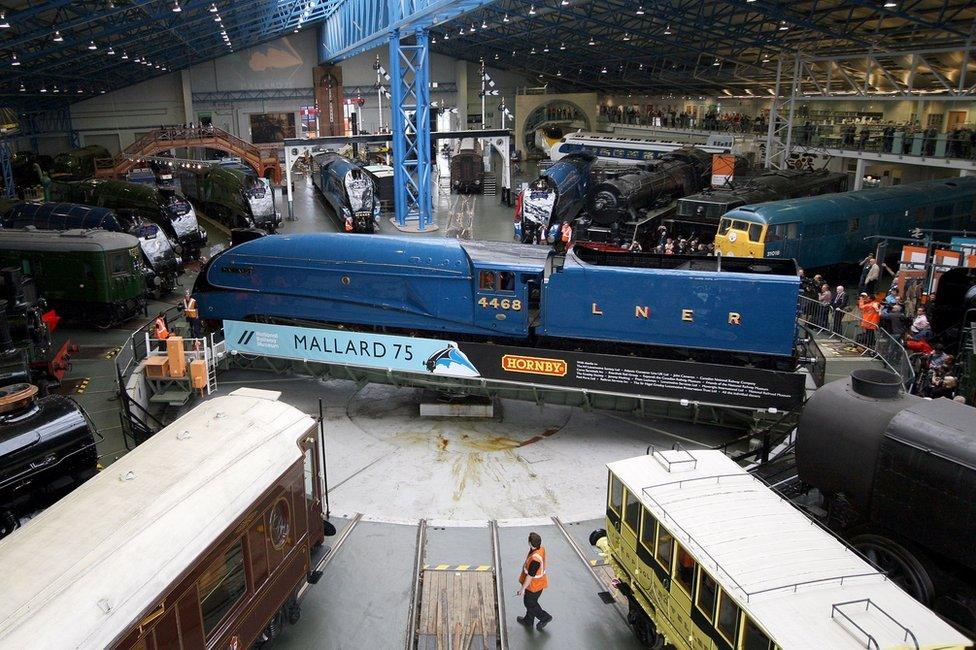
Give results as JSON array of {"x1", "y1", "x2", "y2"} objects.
[
  {"x1": 831, "y1": 599, "x2": 919, "y2": 650},
  {"x1": 797, "y1": 296, "x2": 915, "y2": 388}
]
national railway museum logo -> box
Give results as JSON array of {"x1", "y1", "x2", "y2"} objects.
[{"x1": 501, "y1": 354, "x2": 568, "y2": 377}]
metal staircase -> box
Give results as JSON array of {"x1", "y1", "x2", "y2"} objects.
[{"x1": 100, "y1": 125, "x2": 280, "y2": 182}]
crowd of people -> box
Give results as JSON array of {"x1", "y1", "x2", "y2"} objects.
[
  {"x1": 600, "y1": 104, "x2": 768, "y2": 133},
  {"x1": 800, "y1": 255, "x2": 967, "y2": 402}
]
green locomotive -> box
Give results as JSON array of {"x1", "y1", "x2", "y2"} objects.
[
  {"x1": 50, "y1": 145, "x2": 112, "y2": 181},
  {"x1": 0, "y1": 229, "x2": 147, "y2": 327},
  {"x1": 177, "y1": 164, "x2": 281, "y2": 233},
  {"x1": 51, "y1": 179, "x2": 207, "y2": 258}
]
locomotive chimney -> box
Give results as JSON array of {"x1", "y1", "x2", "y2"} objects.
[{"x1": 849, "y1": 368, "x2": 902, "y2": 399}]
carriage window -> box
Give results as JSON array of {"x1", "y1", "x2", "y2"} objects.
[
  {"x1": 741, "y1": 616, "x2": 773, "y2": 650},
  {"x1": 748, "y1": 224, "x2": 763, "y2": 242},
  {"x1": 498, "y1": 271, "x2": 515, "y2": 292},
  {"x1": 655, "y1": 526, "x2": 674, "y2": 572},
  {"x1": 111, "y1": 253, "x2": 128, "y2": 275},
  {"x1": 199, "y1": 540, "x2": 247, "y2": 637},
  {"x1": 674, "y1": 544, "x2": 696, "y2": 595},
  {"x1": 848, "y1": 218, "x2": 860, "y2": 232},
  {"x1": 479, "y1": 270, "x2": 496, "y2": 290},
  {"x1": 623, "y1": 489, "x2": 641, "y2": 534},
  {"x1": 639, "y1": 508, "x2": 656, "y2": 552},
  {"x1": 717, "y1": 590, "x2": 741, "y2": 644},
  {"x1": 696, "y1": 570, "x2": 718, "y2": 621},
  {"x1": 608, "y1": 474, "x2": 623, "y2": 514}
]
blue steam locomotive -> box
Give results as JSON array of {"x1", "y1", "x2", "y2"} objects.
[
  {"x1": 311, "y1": 153, "x2": 380, "y2": 233},
  {"x1": 193, "y1": 234, "x2": 801, "y2": 367}
]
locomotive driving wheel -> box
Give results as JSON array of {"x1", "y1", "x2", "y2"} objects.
[{"x1": 852, "y1": 534, "x2": 935, "y2": 605}]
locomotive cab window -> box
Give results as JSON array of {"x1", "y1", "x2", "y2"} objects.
[
  {"x1": 608, "y1": 474, "x2": 623, "y2": 515},
  {"x1": 111, "y1": 253, "x2": 128, "y2": 275},
  {"x1": 623, "y1": 488, "x2": 641, "y2": 534},
  {"x1": 748, "y1": 223, "x2": 763, "y2": 242},
  {"x1": 498, "y1": 271, "x2": 515, "y2": 293},
  {"x1": 848, "y1": 218, "x2": 860, "y2": 232},
  {"x1": 479, "y1": 270, "x2": 496, "y2": 290},
  {"x1": 198, "y1": 539, "x2": 247, "y2": 637},
  {"x1": 717, "y1": 218, "x2": 732, "y2": 236}
]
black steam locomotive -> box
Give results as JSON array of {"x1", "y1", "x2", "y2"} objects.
[
  {"x1": 0, "y1": 383, "x2": 98, "y2": 538},
  {"x1": 795, "y1": 368, "x2": 976, "y2": 634}
]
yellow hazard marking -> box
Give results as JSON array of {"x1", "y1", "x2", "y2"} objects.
[
  {"x1": 422, "y1": 564, "x2": 493, "y2": 572},
  {"x1": 76, "y1": 378, "x2": 91, "y2": 394},
  {"x1": 104, "y1": 346, "x2": 122, "y2": 360}
]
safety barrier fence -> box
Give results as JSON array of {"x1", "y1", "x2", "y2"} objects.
[{"x1": 797, "y1": 296, "x2": 915, "y2": 388}]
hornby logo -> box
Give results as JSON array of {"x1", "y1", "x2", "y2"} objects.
[{"x1": 501, "y1": 354, "x2": 568, "y2": 377}]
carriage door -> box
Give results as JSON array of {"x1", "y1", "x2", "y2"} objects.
[
  {"x1": 302, "y1": 431, "x2": 326, "y2": 545},
  {"x1": 474, "y1": 267, "x2": 528, "y2": 335},
  {"x1": 779, "y1": 221, "x2": 802, "y2": 261}
]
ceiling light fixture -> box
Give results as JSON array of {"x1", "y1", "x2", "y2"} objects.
[
  {"x1": 40, "y1": 86, "x2": 47, "y2": 93},
  {"x1": 664, "y1": 24, "x2": 672, "y2": 35},
  {"x1": 601, "y1": 66, "x2": 607, "y2": 74},
  {"x1": 559, "y1": 42, "x2": 566, "y2": 50},
  {"x1": 529, "y1": 5, "x2": 536, "y2": 15},
  {"x1": 215, "y1": 14, "x2": 222, "y2": 22},
  {"x1": 503, "y1": 14, "x2": 509, "y2": 22},
  {"x1": 623, "y1": 33, "x2": 631, "y2": 41},
  {"x1": 88, "y1": 40, "x2": 97, "y2": 49},
  {"x1": 10, "y1": 52, "x2": 19, "y2": 66},
  {"x1": 77, "y1": 87, "x2": 84, "y2": 94},
  {"x1": 883, "y1": 0, "x2": 897, "y2": 6},
  {"x1": 636, "y1": 5, "x2": 645, "y2": 15},
  {"x1": 778, "y1": 20, "x2": 789, "y2": 30},
  {"x1": 121, "y1": 51, "x2": 128, "y2": 59},
  {"x1": 172, "y1": 1, "x2": 181, "y2": 12},
  {"x1": 543, "y1": 44, "x2": 549, "y2": 52},
  {"x1": 556, "y1": 70, "x2": 562, "y2": 76},
  {"x1": 0, "y1": 12, "x2": 8, "y2": 28},
  {"x1": 19, "y1": 83, "x2": 25, "y2": 92},
  {"x1": 588, "y1": 37, "x2": 595, "y2": 45},
  {"x1": 210, "y1": 3, "x2": 218, "y2": 12},
  {"x1": 53, "y1": 30, "x2": 63, "y2": 42},
  {"x1": 107, "y1": 46, "x2": 115, "y2": 55},
  {"x1": 469, "y1": 24, "x2": 476, "y2": 33},
  {"x1": 481, "y1": 20, "x2": 487, "y2": 29}
]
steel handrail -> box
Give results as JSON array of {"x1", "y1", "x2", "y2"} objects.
[{"x1": 797, "y1": 295, "x2": 915, "y2": 387}]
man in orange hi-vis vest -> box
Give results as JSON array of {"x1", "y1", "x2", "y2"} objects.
[{"x1": 516, "y1": 532, "x2": 553, "y2": 631}]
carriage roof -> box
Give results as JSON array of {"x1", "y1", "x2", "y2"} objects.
[
  {"x1": 0, "y1": 389, "x2": 315, "y2": 649},
  {"x1": 607, "y1": 450, "x2": 970, "y2": 649},
  {"x1": 0, "y1": 227, "x2": 138, "y2": 253}
]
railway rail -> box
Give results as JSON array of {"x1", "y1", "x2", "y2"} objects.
[{"x1": 406, "y1": 520, "x2": 506, "y2": 650}]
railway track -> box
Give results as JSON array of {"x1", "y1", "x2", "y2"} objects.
[
  {"x1": 405, "y1": 520, "x2": 507, "y2": 650},
  {"x1": 550, "y1": 516, "x2": 630, "y2": 625}
]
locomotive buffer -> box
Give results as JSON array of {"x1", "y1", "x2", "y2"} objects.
[{"x1": 406, "y1": 521, "x2": 506, "y2": 650}]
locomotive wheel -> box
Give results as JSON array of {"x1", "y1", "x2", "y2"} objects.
[
  {"x1": 852, "y1": 534, "x2": 935, "y2": 605},
  {"x1": 0, "y1": 509, "x2": 19, "y2": 539},
  {"x1": 627, "y1": 596, "x2": 663, "y2": 648}
]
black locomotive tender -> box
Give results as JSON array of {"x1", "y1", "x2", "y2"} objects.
[
  {"x1": 0, "y1": 383, "x2": 98, "y2": 539},
  {"x1": 795, "y1": 368, "x2": 976, "y2": 634}
]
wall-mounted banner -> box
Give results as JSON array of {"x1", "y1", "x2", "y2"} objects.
[
  {"x1": 223, "y1": 320, "x2": 481, "y2": 379},
  {"x1": 223, "y1": 320, "x2": 805, "y2": 411}
]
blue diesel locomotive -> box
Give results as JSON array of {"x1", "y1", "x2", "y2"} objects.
[
  {"x1": 715, "y1": 175, "x2": 976, "y2": 268},
  {"x1": 311, "y1": 153, "x2": 380, "y2": 233},
  {"x1": 193, "y1": 234, "x2": 801, "y2": 367}
]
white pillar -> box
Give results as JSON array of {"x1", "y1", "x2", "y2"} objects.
[
  {"x1": 455, "y1": 60, "x2": 468, "y2": 131},
  {"x1": 853, "y1": 157, "x2": 866, "y2": 190},
  {"x1": 181, "y1": 70, "x2": 194, "y2": 124}
]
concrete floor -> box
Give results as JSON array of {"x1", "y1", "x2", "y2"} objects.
[{"x1": 43, "y1": 175, "x2": 737, "y2": 649}]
